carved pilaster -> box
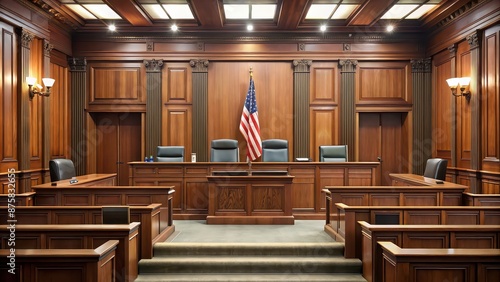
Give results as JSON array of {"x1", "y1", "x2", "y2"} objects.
[
  {"x1": 411, "y1": 58, "x2": 432, "y2": 174},
  {"x1": 467, "y1": 31, "x2": 480, "y2": 50},
  {"x1": 42, "y1": 39, "x2": 52, "y2": 173},
  {"x1": 191, "y1": 59, "x2": 209, "y2": 161},
  {"x1": 68, "y1": 57, "x2": 88, "y2": 175},
  {"x1": 293, "y1": 59, "x2": 312, "y2": 159},
  {"x1": 144, "y1": 59, "x2": 164, "y2": 157},
  {"x1": 468, "y1": 30, "x2": 482, "y2": 192},
  {"x1": 339, "y1": 59, "x2": 357, "y2": 159}
]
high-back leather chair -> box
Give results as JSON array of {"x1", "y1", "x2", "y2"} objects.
[
  {"x1": 49, "y1": 159, "x2": 76, "y2": 182},
  {"x1": 210, "y1": 139, "x2": 239, "y2": 162},
  {"x1": 262, "y1": 139, "x2": 289, "y2": 162},
  {"x1": 423, "y1": 158, "x2": 448, "y2": 181},
  {"x1": 156, "y1": 146, "x2": 184, "y2": 162},
  {"x1": 319, "y1": 145, "x2": 348, "y2": 162}
]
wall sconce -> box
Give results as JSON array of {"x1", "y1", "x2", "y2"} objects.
[
  {"x1": 446, "y1": 77, "x2": 471, "y2": 102},
  {"x1": 26, "y1": 77, "x2": 55, "y2": 100}
]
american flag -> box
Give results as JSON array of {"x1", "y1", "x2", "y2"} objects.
[{"x1": 239, "y1": 76, "x2": 262, "y2": 161}]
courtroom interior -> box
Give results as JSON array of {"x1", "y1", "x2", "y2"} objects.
[{"x1": 0, "y1": 0, "x2": 499, "y2": 281}]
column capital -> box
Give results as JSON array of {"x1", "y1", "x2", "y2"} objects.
[
  {"x1": 467, "y1": 31, "x2": 481, "y2": 50},
  {"x1": 190, "y1": 59, "x2": 209, "y2": 72},
  {"x1": 144, "y1": 59, "x2": 164, "y2": 72},
  {"x1": 43, "y1": 39, "x2": 53, "y2": 57},
  {"x1": 21, "y1": 29, "x2": 35, "y2": 48},
  {"x1": 68, "y1": 57, "x2": 87, "y2": 72},
  {"x1": 411, "y1": 58, "x2": 432, "y2": 73},
  {"x1": 293, "y1": 59, "x2": 312, "y2": 72},
  {"x1": 339, "y1": 59, "x2": 358, "y2": 73}
]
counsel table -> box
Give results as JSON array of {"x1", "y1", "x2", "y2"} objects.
[{"x1": 207, "y1": 174, "x2": 294, "y2": 224}]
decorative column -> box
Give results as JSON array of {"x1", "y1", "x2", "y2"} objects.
[
  {"x1": 293, "y1": 59, "x2": 312, "y2": 159},
  {"x1": 144, "y1": 59, "x2": 164, "y2": 157},
  {"x1": 467, "y1": 31, "x2": 481, "y2": 193},
  {"x1": 42, "y1": 39, "x2": 53, "y2": 173},
  {"x1": 18, "y1": 29, "x2": 34, "y2": 192},
  {"x1": 411, "y1": 58, "x2": 432, "y2": 175},
  {"x1": 68, "y1": 57, "x2": 87, "y2": 176},
  {"x1": 190, "y1": 59, "x2": 209, "y2": 162},
  {"x1": 339, "y1": 59, "x2": 357, "y2": 159}
]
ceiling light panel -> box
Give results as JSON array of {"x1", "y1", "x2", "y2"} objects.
[
  {"x1": 83, "y1": 4, "x2": 121, "y2": 19},
  {"x1": 251, "y1": 4, "x2": 276, "y2": 19},
  {"x1": 65, "y1": 4, "x2": 97, "y2": 19},
  {"x1": 381, "y1": 4, "x2": 419, "y2": 19},
  {"x1": 331, "y1": 5, "x2": 358, "y2": 19},
  {"x1": 224, "y1": 4, "x2": 250, "y2": 19},
  {"x1": 405, "y1": 4, "x2": 437, "y2": 19},
  {"x1": 142, "y1": 4, "x2": 170, "y2": 19},
  {"x1": 305, "y1": 4, "x2": 336, "y2": 19},
  {"x1": 162, "y1": 4, "x2": 194, "y2": 19}
]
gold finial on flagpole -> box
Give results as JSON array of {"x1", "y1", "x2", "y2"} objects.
[{"x1": 249, "y1": 67, "x2": 253, "y2": 77}]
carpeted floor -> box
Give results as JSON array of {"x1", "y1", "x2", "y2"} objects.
[{"x1": 166, "y1": 220, "x2": 335, "y2": 243}]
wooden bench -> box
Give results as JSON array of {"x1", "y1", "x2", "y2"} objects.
[
  {"x1": 0, "y1": 240, "x2": 118, "y2": 282},
  {"x1": 325, "y1": 202, "x2": 500, "y2": 259},
  {"x1": 31, "y1": 185, "x2": 175, "y2": 230},
  {"x1": 379, "y1": 241, "x2": 500, "y2": 282},
  {"x1": 0, "y1": 203, "x2": 172, "y2": 259},
  {"x1": 360, "y1": 222, "x2": 500, "y2": 282},
  {"x1": 463, "y1": 192, "x2": 500, "y2": 206},
  {"x1": 0, "y1": 192, "x2": 35, "y2": 206},
  {"x1": 0, "y1": 223, "x2": 140, "y2": 282}
]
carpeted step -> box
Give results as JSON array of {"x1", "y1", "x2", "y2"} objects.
[
  {"x1": 153, "y1": 242, "x2": 344, "y2": 257},
  {"x1": 134, "y1": 273, "x2": 367, "y2": 282}
]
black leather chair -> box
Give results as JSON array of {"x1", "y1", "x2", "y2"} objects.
[
  {"x1": 319, "y1": 145, "x2": 348, "y2": 162},
  {"x1": 210, "y1": 139, "x2": 239, "y2": 162},
  {"x1": 102, "y1": 206, "x2": 130, "y2": 224},
  {"x1": 49, "y1": 159, "x2": 76, "y2": 182},
  {"x1": 423, "y1": 158, "x2": 448, "y2": 181},
  {"x1": 157, "y1": 146, "x2": 184, "y2": 162},
  {"x1": 262, "y1": 139, "x2": 288, "y2": 162}
]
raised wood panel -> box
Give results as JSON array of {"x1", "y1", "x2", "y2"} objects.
[
  {"x1": 89, "y1": 62, "x2": 145, "y2": 107},
  {"x1": 162, "y1": 105, "x2": 192, "y2": 160},
  {"x1": 207, "y1": 62, "x2": 293, "y2": 161},
  {"x1": 50, "y1": 63, "x2": 70, "y2": 159},
  {"x1": 185, "y1": 180, "x2": 209, "y2": 213},
  {"x1": 310, "y1": 107, "x2": 339, "y2": 162},
  {"x1": 482, "y1": 25, "x2": 500, "y2": 172},
  {"x1": 29, "y1": 38, "x2": 43, "y2": 169},
  {"x1": 164, "y1": 63, "x2": 192, "y2": 104},
  {"x1": 356, "y1": 62, "x2": 411, "y2": 105},
  {"x1": 456, "y1": 41, "x2": 471, "y2": 168},
  {"x1": 0, "y1": 21, "x2": 17, "y2": 172},
  {"x1": 432, "y1": 50, "x2": 453, "y2": 159},
  {"x1": 310, "y1": 63, "x2": 338, "y2": 105}
]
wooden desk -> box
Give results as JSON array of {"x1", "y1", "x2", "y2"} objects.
[
  {"x1": 207, "y1": 175, "x2": 294, "y2": 224},
  {"x1": 33, "y1": 173, "x2": 117, "y2": 187},
  {"x1": 129, "y1": 161, "x2": 380, "y2": 219},
  {"x1": 389, "y1": 173, "x2": 468, "y2": 188}
]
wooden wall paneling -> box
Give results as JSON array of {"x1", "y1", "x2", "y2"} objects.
[
  {"x1": 293, "y1": 59, "x2": 311, "y2": 160},
  {"x1": 310, "y1": 62, "x2": 338, "y2": 105},
  {"x1": 411, "y1": 58, "x2": 432, "y2": 175},
  {"x1": 207, "y1": 62, "x2": 293, "y2": 161},
  {"x1": 310, "y1": 107, "x2": 339, "y2": 163},
  {"x1": 162, "y1": 105, "x2": 192, "y2": 161},
  {"x1": 356, "y1": 61, "x2": 412, "y2": 106},
  {"x1": 29, "y1": 38, "x2": 42, "y2": 170},
  {"x1": 144, "y1": 59, "x2": 164, "y2": 159},
  {"x1": 69, "y1": 57, "x2": 87, "y2": 175},
  {"x1": 432, "y1": 49, "x2": 454, "y2": 161},
  {"x1": 0, "y1": 21, "x2": 18, "y2": 173},
  {"x1": 49, "y1": 62, "x2": 70, "y2": 159},
  {"x1": 456, "y1": 40, "x2": 472, "y2": 169},
  {"x1": 88, "y1": 62, "x2": 146, "y2": 112},
  {"x1": 41, "y1": 39, "x2": 51, "y2": 182},
  {"x1": 164, "y1": 63, "x2": 192, "y2": 104},
  {"x1": 117, "y1": 113, "x2": 142, "y2": 185},
  {"x1": 482, "y1": 25, "x2": 500, "y2": 173},
  {"x1": 191, "y1": 59, "x2": 209, "y2": 162}
]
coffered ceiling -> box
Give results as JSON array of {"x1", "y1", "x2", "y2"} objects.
[{"x1": 28, "y1": 0, "x2": 475, "y2": 34}]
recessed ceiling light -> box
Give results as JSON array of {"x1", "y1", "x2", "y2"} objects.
[
  {"x1": 386, "y1": 25, "x2": 394, "y2": 32},
  {"x1": 247, "y1": 24, "x2": 253, "y2": 31},
  {"x1": 108, "y1": 24, "x2": 116, "y2": 31},
  {"x1": 320, "y1": 25, "x2": 327, "y2": 32},
  {"x1": 171, "y1": 24, "x2": 178, "y2": 31}
]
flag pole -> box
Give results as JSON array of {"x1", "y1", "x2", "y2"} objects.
[{"x1": 248, "y1": 67, "x2": 253, "y2": 174}]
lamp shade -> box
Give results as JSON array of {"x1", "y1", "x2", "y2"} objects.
[
  {"x1": 458, "y1": 77, "x2": 471, "y2": 87},
  {"x1": 42, "y1": 78, "x2": 55, "y2": 87},
  {"x1": 446, "y1": 78, "x2": 459, "y2": 88},
  {"x1": 26, "y1": 77, "x2": 37, "y2": 86}
]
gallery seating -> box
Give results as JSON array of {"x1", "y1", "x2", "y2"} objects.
[
  {"x1": 319, "y1": 145, "x2": 348, "y2": 162},
  {"x1": 156, "y1": 146, "x2": 184, "y2": 162},
  {"x1": 210, "y1": 139, "x2": 239, "y2": 162},
  {"x1": 261, "y1": 139, "x2": 289, "y2": 162}
]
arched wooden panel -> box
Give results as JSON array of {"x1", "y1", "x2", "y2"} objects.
[{"x1": 309, "y1": 107, "x2": 339, "y2": 162}]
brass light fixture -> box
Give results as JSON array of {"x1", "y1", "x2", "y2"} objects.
[
  {"x1": 26, "y1": 77, "x2": 55, "y2": 100},
  {"x1": 446, "y1": 77, "x2": 471, "y2": 102}
]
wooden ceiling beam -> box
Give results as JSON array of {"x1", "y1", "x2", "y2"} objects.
[
  {"x1": 347, "y1": 0, "x2": 396, "y2": 26},
  {"x1": 189, "y1": 0, "x2": 224, "y2": 28},
  {"x1": 103, "y1": 0, "x2": 152, "y2": 26},
  {"x1": 277, "y1": 0, "x2": 312, "y2": 29}
]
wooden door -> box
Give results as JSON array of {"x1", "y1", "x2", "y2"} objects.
[
  {"x1": 359, "y1": 113, "x2": 407, "y2": 185},
  {"x1": 95, "y1": 113, "x2": 141, "y2": 185}
]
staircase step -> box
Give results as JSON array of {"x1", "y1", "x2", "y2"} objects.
[
  {"x1": 134, "y1": 273, "x2": 367, "y2": 282},
  {"x1": 153, "y1": 242, "x2": 344, "y2": 257},
  {"x1": 138, "y1": 256, "x2": 362, "y2": 274}
]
